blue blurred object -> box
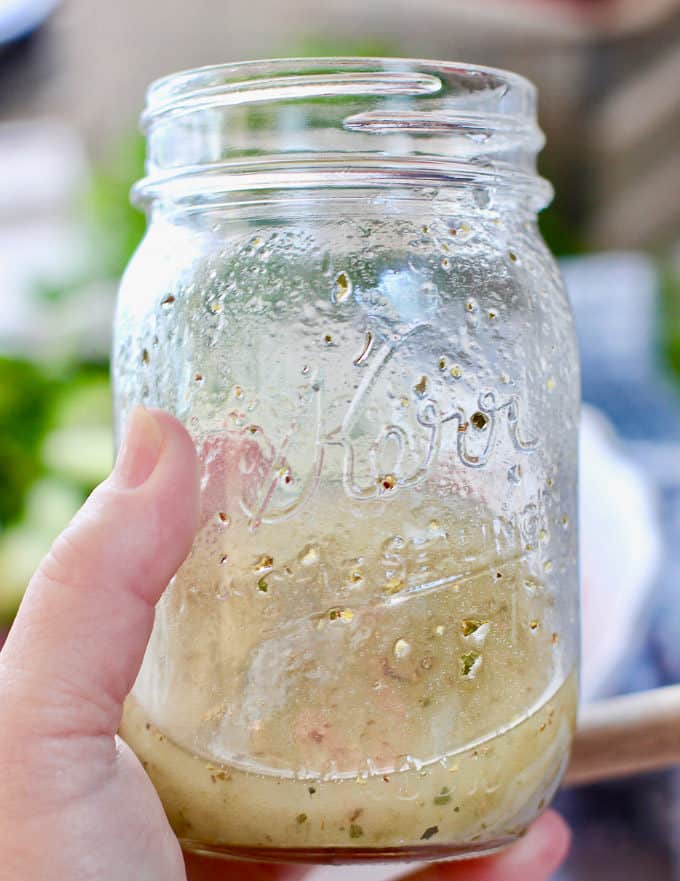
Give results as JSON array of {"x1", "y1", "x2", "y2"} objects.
[
  {"x1": 557, "y1": 252, "x2": 680, "y2": 881},
  {"x1": 0, "y1": 0, "x2": 59, "y2": 46}
]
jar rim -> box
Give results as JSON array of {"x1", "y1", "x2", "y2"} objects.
[
  {"x1": 137, "y1": 57, "x2": 551, "y2": 212},
  {"x1": 143, "y1": 56, "x2": 537, "y2": 126}
]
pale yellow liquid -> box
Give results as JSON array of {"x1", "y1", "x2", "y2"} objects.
[{"x1": 120, "y1": 488, "x2": 577, "y2": 859}]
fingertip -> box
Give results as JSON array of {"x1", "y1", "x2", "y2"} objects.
[
  {"x1": 143, "y1": 408, "x2": 201, "y2": 537},
  {"x1": 528, "y1": 810, "x2": 571, "y2": 869},
  {"x1": 413, "y1": 811, "x2": 570, "y2": 881}
]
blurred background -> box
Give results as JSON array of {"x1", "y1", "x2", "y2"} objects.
[{"x1": 2, "y1": 1, "x2": 680, "y2": 878}]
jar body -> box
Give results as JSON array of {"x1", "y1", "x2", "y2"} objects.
[{"x1": 114, "y1": 188, "x2": 579, "y2": 861}]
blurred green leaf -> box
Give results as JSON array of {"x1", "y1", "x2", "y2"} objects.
[
  {"x1": 0, "y1": 358, "x2": 56, "y2": 526},
  {"x1": 0, "y1": 478, "x2": 83, "y2": 621},
  {"x1": 660, "y1": 263, "x2": 680, "y2": 383},
  {"x1": 83, "y1": 133, "x2": 147, "y2": 279}
]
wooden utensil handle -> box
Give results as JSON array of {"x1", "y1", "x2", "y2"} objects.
[{"x1": 565, "y1": 684, "x2": 680, "y2": 787}]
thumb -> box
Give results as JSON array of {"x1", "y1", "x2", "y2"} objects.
[{"x1": 0, "y1": 407, "x2": 200, "y2": 740}]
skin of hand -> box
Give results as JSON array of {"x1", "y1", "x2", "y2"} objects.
[{"x1": 0, "y1": 408, "x2": 571, "y2": 881}]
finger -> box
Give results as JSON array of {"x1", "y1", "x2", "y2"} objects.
[
  {"x1": 404, "y1": 811, "x2": 570, "y2": 881},
  {"x1": 0, "y1": 407, "x2": 200, "y2": 740},
  {"x1": 183, "y1": 851, "x2": 310, "y2": 881}
]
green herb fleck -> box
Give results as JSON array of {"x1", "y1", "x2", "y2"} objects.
[
  {"x1": 460, "y1": 651, "x2": 480, "y2": 677},
  {"x1": 421, "y1": 825, "x2": 439, "y2": 840},
  {"x1": 349, "y1": 824, "x2": 364, "y2": 839},
  {"x1": 461, "y1": 619, "x2": 485, "y2": 637},
  {"x1": 257, "y1": 577, "x2": 268, "y2": 593},
  {"x1": 296, "y1": 813, "x2": 308, "y2": 824},
  {"x1": 433, "y1": 786, "x2": 451, "y2": 805},
  {"x1": 470, "y1": 411, "x2": 489, "y2": 430}
]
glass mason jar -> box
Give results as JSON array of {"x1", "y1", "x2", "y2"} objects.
[{"x1": 115, "y1": 58, "x2": 579, "y2": 863}]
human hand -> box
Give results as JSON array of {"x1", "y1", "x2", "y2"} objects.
[{"x1": 0, "y1": 408, "x2": 570, "y2": 881}]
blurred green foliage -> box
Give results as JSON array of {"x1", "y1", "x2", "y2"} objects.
[
  {"x1": 84, "y1": 134, "x2": 147, "y2": 278},
  {"x1": 660, "y1": 264, "x2": 680, "y2": 382},
  {"x1": 0, "y1": 358, "x2": 56, "y2": 526},
  {"x1": 0, "y1": 133, "x2": 142, "y2": 621}
]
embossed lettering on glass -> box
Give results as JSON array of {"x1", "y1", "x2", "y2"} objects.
[{"x1": 114, "y1": 58, "x2": 580, "y2": 863}]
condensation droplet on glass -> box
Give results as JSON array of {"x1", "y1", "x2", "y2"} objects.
[
  {"x1": 332, "y1": 271, "x2": 352, "y2": 304},
  {"x1": 393, "y1": 638, "x2": 411, "y2": 659},
  {"x1": 450, "y1": 365, "x2": 462, "y2": 379},
  {"x1": 278, "y1": 466, "x2": 294, "y2": 487},
  {"x1": 562, "y1": 514, "x2": 569, "y2": 528},
  {"x1": 508, "y1": 464, "x2": 522, "y2": 484},
  {"x1": 253, "y1": 554, "x2": 274, "y2": 574},
  {"x1": 378, "y1": 474, "x2": 397, "y2": 493},
  {"x1": 544, "y1": 560, "x2": 553, "y2": 572},
  {"x1": 383, "y1": 575, "x2": 404, "y2": 595},
  {"x1": 348, "y1": 568, "x2": 364, "y2": 586},
  {"x1": 233, "y1": 385, "x2": 244, "y2": 400},
  {"x1": 414, "y1": 375, "x2": 428, "y2": 397},
  {"x1": 434, "y1": 625, "x2": 445, "y2": 637},
  {"x1": 546, "y1": 377, "x2": 556, "y2": 392},
  {"x1": 441, "y1": 257, "x2": 450, "y2": 270},
  {"x1": 465, "y1": 299, "x2": 478, "y2": 313},
  {"x1": 471, "y1": 411, "x2": 489, "y2": 431},
  {"x1": 299, "y1": 544, "x2": 320, "y2": 566},
  {"x1": 353, "y1": 332, "x2": 373, "y2": 366}
]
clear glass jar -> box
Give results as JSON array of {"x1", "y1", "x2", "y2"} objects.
[{"x1": 114, "y1": 58, "x2": 579, "y2": 864}]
